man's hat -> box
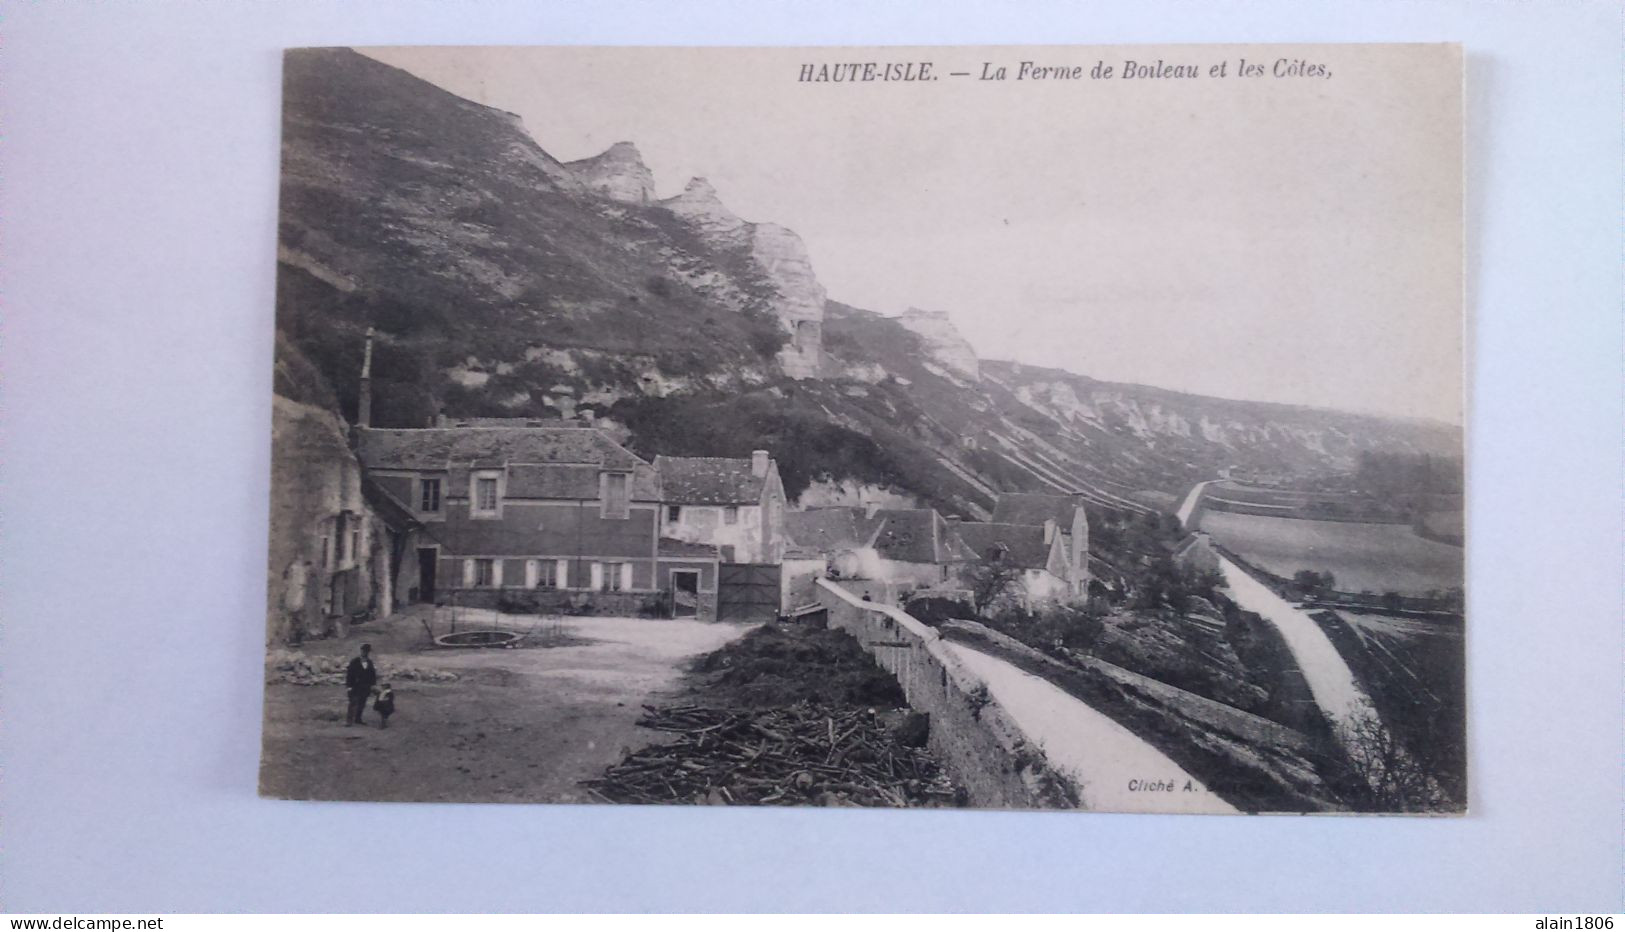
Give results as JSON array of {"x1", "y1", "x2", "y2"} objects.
[{"x1": 360, "y1": 643, "x2": 372, "y2": 651}]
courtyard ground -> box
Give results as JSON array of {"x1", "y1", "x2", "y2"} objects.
[{"x1": 258, "y1": 606, "x2": 754, "y2": 803}]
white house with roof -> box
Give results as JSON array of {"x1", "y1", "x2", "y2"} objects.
[
  {"x1": 988, "y1": 492, "x2": 1092, "y2": 596},
  {"x1": 654, "y1": 451, "x2": 788, "y2": 564}
]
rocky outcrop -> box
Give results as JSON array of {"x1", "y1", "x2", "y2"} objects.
[
  {"x1": 749, "y1": 223, "x2": 826, "y2": 378},
  {"x1": 660, "y1": 179, "x2": 826, "y2": 378},
  {"x1": 898, "y1": 308, "x2": 980, "y2": 381},
  {"x1": 661, "y1": 177, "x2": 751, "y2": 249},
  {"x1": 565, "y1": 141, "x2": 655, "y2": 204}
]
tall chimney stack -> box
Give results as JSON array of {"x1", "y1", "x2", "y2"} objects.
[
  {"x1": 751, "y1": 449, "x2": 770, "y2": 478},
  {"x1": 357, "y1": 326, "x2": 375, "y2": 429}
]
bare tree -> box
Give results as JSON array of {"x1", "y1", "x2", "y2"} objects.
[
  {"x1": 1336, "y1": 708, "x2": 1451, "y2": 812},
  {"x1": 965, "y1": 552, "x2": 1023, "y2": 615}
]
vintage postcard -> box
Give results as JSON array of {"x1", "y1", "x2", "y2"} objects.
[{"x1": 261, "y1": 43, "x2": 1464, "y2": 813}]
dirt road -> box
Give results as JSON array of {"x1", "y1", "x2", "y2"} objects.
[
  {"x1": 259, "y1": 608, "x2": 754, "y2": 803},
  {"x1": 943, "y1": 642, "x2": 1240, "y2": 814}
]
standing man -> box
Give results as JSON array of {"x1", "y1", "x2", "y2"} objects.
[{"x1": 344, "y1": 643, "x2": 378, "y2": 726}]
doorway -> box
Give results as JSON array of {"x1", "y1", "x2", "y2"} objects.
[
  {"x1": 417, "y1": 547, "x2": 438, "y2": 603},
  {"x1": 670, "y1": 570, "x2": 700, "y2": 617}
]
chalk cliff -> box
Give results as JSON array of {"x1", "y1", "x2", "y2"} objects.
[
  {"x1": 564, "y1": 141, "x2": 655, "y2": 204},
  {"x1": 898, "y1": 308, "x2": 980, "y2": 382},
  {"x1": 661, "y1": 177, "x2": 752, "y2": 249},
  {"x1": 659, "y1": 179, "x2": 826, "y2": 378}
]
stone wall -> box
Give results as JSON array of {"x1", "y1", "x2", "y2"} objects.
[{"x1": 813, "y1": 580, "x2": 1076, "y2": 809}]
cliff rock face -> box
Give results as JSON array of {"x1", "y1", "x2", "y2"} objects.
[
  {"x1": 565, "y1": 141, "x2": 655, "y2": 204},
  {"x1": 898, "y1": 308, "x2": 980, "y2": 382},
  {"x1": 749, "y1": 223, "x2": 826, "y2": 378},
  {"x1": 660, "y1": 179, "x2": 826, "y2": 378},
  {"x1": 661, "y1": 177, "x2": 751, "y2": 249}
]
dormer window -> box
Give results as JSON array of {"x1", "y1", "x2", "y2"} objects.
[{"x1": 471, "y1": 470, "x2": 502, "y2": 518}]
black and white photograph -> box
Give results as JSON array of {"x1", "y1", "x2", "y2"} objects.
[{"x1": 260, "y1": 42, "x2": 1465, "y2": 814}]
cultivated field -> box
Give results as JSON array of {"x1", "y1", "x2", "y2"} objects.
[{"x1": 1198, "y1": 510, "x2": 1464, "y2": 596}]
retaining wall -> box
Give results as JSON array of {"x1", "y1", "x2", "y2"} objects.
[{"x1": 814, "y1": 579, "x2": 1076, "y2": 809}]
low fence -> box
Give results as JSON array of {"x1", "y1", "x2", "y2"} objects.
[{"x1": 813, "y1": 579, "x2": 1077, "y2": 809}]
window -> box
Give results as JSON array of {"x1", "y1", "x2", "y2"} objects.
[
  {"x1": 420, "y1": 478, "x2": 441, "y2": 513},
  {"x1": 473, "y1": 558, "x2": 495, "y2": 588},
  {"x1": 667, "y1": 505, "x2": 681, "y2": 523},
  {"x1": 601, "y1": 472, "x2": 630, "y2": 519},
  {"x1": 526, "y1": 559, "x2": 558, "y2": 589},
  {"x1": 320, "y1": 535, "x2": 330, "y2": 568},
  {"x1": 351, "y1": 530, "x2": 361, "y2": 565},
  {"x1": 472, "y1": 473, "x2": 500, "y2": 516},
  {"x1": 723, "y1": 506, "x2": 739, "y2": 525},
  {"x1": 598, "y1": 562, "x2": 629, "y2": 592}
]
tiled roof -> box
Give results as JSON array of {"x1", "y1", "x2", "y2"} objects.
[
  {"x1": 357, "y1": 426, "x2": 659, "y2": 501},
  {"x1": 361, "y1": 476, "x2": 419, "y2": 532},
  {"x1": 784, "y1": 508, "x2": 877, "y2": 553},
  {"x1": 954, "y1": 522, "x2": 1055, "y2": 570},
  {"x1": 990, "y1": 492, "x2": 1084, "y2": 531},
  {"x1": 359, "y1": 426, "x2": 643, "y2": 469},
  {"x1": 780, "y1": 513, "x2": 884, "y2": 555},
  {"x1": 653, "y1": 455, "x2": 773, "y2": 505},
  {"x1": 785, "y1": 507, "x2": 976, "y2": 565},
  {"x1": 871, "y1": 509, "x2": 978, "y2": 565}
]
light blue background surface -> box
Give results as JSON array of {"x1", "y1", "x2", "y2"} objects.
[{"x1": 3, "y1": 0, "x2": 1621, "y2": 913}]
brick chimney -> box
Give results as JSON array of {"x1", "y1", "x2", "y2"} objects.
[
  {"x1": 357, "y1": 326, "x2": 375, "y2": 429},
  {"x1": 1043, "y1": 518, "x2": 1057, "y2": 544},
  {"x1": 751, "y1": 449, "x2": 770, "y2": 477}
]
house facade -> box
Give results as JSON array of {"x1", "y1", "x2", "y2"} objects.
[
  {"x1": 953, "y1": 520, "x2": 1074, "y2": 608},
  {"x1": 989, "y1": 492, "x2": 1092, "y2": 596},
  {"x1": 356, "y1": 424, "x2": 720, "y2": 620},
  {"x1": 782, "y1": 505, "x2": 976, "y2": 605},
  {"x1": 653, "y1": 452, "x2": 788, "y2": 564}
]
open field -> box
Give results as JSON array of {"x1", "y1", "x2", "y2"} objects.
[
  {"x1": 1198, "y1": 510, "x2": 1463, "y2": 596},
  {"x1": 259, "y1": 607, "x2": 754, "y2": 803}
]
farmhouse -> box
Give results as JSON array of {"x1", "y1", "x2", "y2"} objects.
[
  {"x1": 654, "y1": 452, "x2": 788, "y2": 564},
  {"x1": 782, "y1": 505, "x2": 977, "y2": 604},
  {"x1": 355, "y1": 422, "x2": 721, "y2": 621},
  {"x1": 953, "y1": 521, "x2": 1073, "y2": 607},
  {"x1": 989, "y1": 491, "x2": 1092, "y2": 596}
]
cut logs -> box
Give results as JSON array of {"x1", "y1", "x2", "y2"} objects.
[{"x1": 583, "y1": 701, "x2": 959, "y2": 807}]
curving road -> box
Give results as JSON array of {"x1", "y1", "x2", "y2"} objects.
[
  {"x1": 943, "y1": 642, "x2": 1239, "y2": 814},
  {"x1": 1214, "y1": 553, "x2": 1377, "y2": 735}
]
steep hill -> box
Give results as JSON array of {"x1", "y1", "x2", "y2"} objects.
[{"x1": 273, "y1": 47, "x2": 1461, "y2": 522}]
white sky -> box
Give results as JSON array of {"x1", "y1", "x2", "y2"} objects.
[{"x1": 359, "y1": 44, "x2": 1463, "y2": 424}]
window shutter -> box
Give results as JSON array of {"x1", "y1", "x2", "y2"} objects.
[
  {"x1": 556, "y1": 559, "x2": 570, "y2": 588},
  {"x1": 590, "y1": 562, "x2": 604, "y2": 590},
  {"x1": 525, "y1": 559, "x2": 539, "y2": 589},
  {"x1": 492, "y1": 560, "x2": 504, "y2": 588},
  {"x1": 463, "y1": 559, "x2": 475, "y2": 587},
  {"x1": 620, "y1": 563, "x2": 634, "y2": 591}
]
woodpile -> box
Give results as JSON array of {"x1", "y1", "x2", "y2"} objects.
[{"x1": 583, "y1": 702, "x2": 959, "y2": 807}]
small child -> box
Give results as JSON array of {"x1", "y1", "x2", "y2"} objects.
[{"x1": 372, "y1": 683, "x2": 395, "y2": 729}]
